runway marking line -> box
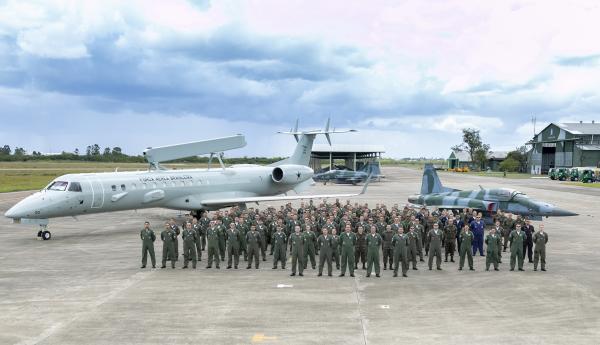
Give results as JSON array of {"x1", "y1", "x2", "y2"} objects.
[{"x1": 251, "y1": 333, "x2": 277, "y2": 343}]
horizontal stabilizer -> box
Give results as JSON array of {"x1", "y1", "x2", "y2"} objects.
[{"x1": 143, "y1": 135, "x2": 246, "y2": 163}]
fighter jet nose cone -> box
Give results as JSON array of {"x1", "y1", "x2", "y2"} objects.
[{"x1": 552, "y1": 208, "x2": 578, "y2": 217}]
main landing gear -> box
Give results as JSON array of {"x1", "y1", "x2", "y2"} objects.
[{"x1": 37, "y1": 225, "x2": 52, "y2": 240}]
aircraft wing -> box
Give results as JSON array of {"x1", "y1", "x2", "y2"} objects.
[
  {"x1": 408, "y1": 195, "x2": 498, "y2": 212},
  {"x1": 201, "y1": 177, "x2": 370, "y2": 207},
  {"x1": 416, "y1": 201, "x2": 498, "y2": 212}
]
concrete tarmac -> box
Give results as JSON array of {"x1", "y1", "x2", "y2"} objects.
[{"x1": 1, "y1": 167, "x2": 599, "y2": 345}]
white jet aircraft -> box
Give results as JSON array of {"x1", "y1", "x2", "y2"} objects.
[{"x1": 4, "y1": 120, "x2": 369, "y2": 240}]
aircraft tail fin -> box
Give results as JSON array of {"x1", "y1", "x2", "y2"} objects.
[
  {"x1": 421, "y1": 164, "x2": 454, "y2": 194},
  {"x1": 271, "y1": 119, "x2": 356, "y2": 167}
]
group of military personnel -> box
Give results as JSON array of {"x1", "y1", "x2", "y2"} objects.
[{"x1": 140, "y1": 200, "x2": 549, "y2": 277}]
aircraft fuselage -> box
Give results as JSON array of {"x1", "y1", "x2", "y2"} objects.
[{"x1": 6, "y1": 165, "x2": 312, "y2": 220}]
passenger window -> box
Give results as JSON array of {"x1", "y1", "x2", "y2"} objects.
[
  {"x1": 121, "y1": 184, "x2": 126, "y2": 191},
  {"x1": 111, "y1": 185, "x2": 117, "y2": 192},
  {"x1": 68, "y1": 182, "x2": 82, "y2": 192}
]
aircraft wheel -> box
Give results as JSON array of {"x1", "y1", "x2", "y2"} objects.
[
  {"x1": 41, "y1": 231, "x2": 51, "y2": 241},
  {"x1": 37, "y1": 230, "x2": 43, "y2": 238}
]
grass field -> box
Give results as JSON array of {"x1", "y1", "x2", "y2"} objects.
[
  {"x1": 391, "y1": 164, "x2": 536, "y2": 179},
  {"x1": 0, "y1": 161, "x2": 208, "y2": 193}
]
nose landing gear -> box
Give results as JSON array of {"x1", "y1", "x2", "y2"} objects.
[{"x1": 37, "y1": 225, "x2": 52, "y2": 240}]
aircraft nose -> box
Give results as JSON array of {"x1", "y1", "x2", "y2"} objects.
[
  {"x1": 4, "y1": 205, "x2": 20, "y2": 218},
  {"x1": 551, "y1": 207, "x2": 578, "y2": 217},
  {"x1": 4, "y1": 195, "x2": 39, "y2": 219}
]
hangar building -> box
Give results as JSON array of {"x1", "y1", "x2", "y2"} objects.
[
  {"x1": 527, "y1": 121, "x2": 600, "y2": 174},
  {"x1": 310, "y1": 144, "x2": 384, "y2": 173}
]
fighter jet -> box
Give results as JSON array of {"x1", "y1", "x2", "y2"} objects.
[
  {"x1": 314, "y1": 162, "x2": 382, "y2": 185},
  {"x1": 4, "y1": 120, "x2": 368, "y2": 240},
  {"x1": 314, "y1": 166, "x2": 369, "y2": 185},
  {"x1": 408, "y1": 164, "x2": 577, "y2": 220}
]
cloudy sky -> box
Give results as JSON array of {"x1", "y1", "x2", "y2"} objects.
[{"x1": 1, "y1": 0, "x2": 599, "y2": 158}]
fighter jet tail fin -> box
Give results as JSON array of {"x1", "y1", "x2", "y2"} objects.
[{"x1": 421, "y1": 164, "x2": 455, "y2": 194}]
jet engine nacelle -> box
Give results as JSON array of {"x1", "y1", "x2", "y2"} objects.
[{"x1": 271, "y1": 165, "x2": 313, "y2": 184}]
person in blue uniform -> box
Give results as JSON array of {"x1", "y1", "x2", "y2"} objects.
[{"x1": 469, "y1": 214, "x2": 485, "y2": 256}]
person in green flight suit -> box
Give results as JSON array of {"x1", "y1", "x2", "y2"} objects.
[
  {"x1": 366, "y1": 226, "x2": 383, "y2": 277},
  {"x1": 533, "y1": 223, "x2": 549, "y2": 272},
  {"x1": 257, "y1": 219, "x2": 268, "y2": 261},
  {"x1": 331, "y1": 228, "x2": 341, "y2": 270},
  {"x1": 246, "y1": 225, "x2": 262, "y2": 269},
  {"x1": 381, "y1": 224, "x2": 394, "y2": 270},
  {"x1": 192, "y1": 218, "x2": 202, "y2": 261},
  {"x1": 391, "y1": 227, "x2": 409, "y2": 277},
  {"x1": 271, "y1": 226, "x2": 287, "y2": 269},
  {"x1": 407, "y1": 226, "x2": 419, "y2": 270},
  {"x1": 160, "y1": 222, "x2": 176, "y2": 269},
  {"x1": 427, "y1": 222, "x2": 444, "y2": 270},
  {"x1": 289, "y1": 225, "x2": 305, "y2": 276},
  {"x1": 206, "y1": 221, "x2": 221, "y2": 269},
  {"x1": 509, "y1": 223, "x2": 527, "y2": 271},
  {"x1": 226, "y1": 223, "x2": 241, "y2": 269},
  {"x1": 217, "y1": 219, "x2": 227, "y2": 261},
  {"x1": 485, "y1": 227, "x2": 500, "y2": 271},
  {"x1": 339, "y1": 224, "x2": 357, "y2": 277},
  {"x1": 459, "y1": 224, "x2": 474, "y2": 271},
  {"x1": 181, "y1": 222, "x2": 198, "y2": 269},
  {"x1": 354, "y1": 226, "x2": 367, "y2": 270},
  {"x1": 444, "y1": 217, "x2": 457, "y2": 262},
  {"x1": 140, "y1": 221, "x2": 156, "y2": 269},
  {"x1": 317, "y1": 228, "x2": 333, "y2": 276},
  {"x1": 303, "y1": 225, "x2": 317, "y2": 270},
  {"x1": 169, "y1": 219, "x2": 180, "y2": 262},
  {"x1": 236, "y1": 217, "x2": 248, "y2": 261},
  {"x1": 199, "y1": 212, "x2": 210, "y2": 250}
]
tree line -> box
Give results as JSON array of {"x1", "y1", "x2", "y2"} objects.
[{"x1": 0, "y1": 144, "x2": 282, "y2": 165}]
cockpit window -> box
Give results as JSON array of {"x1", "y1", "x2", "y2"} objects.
[
  {"x1": 68, "y1": 182, "x2": 82, "y2": 192},
  {"x1": 48, "y1": 181, "x2": 68, "y2": 191},
  {"x1": 510, "y1": 191, "x2": 526, "y2": 199}
]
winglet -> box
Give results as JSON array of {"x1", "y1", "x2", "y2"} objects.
[{"x1": 325, "y1": 118, "x2": 332, "y2": 146}]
